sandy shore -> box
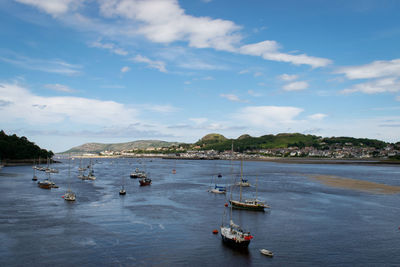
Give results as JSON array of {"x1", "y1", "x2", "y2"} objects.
[{"x1": 308, "y1": 174, "x2": 400, "y2": 194}]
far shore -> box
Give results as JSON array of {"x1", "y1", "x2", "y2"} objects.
[{"x1": 2, "y1": 156, "x2": 399, "y2": 167}]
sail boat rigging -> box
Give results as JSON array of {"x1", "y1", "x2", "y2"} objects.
[
  {"x1": 230, "y1": 161, "x2": 269, "y2": 211},
  {"x1": 220, "y1": 142, "x2": 253, "y2": 249},
  {"x1": 63, "y1": 155, "x2": 76, "y2": 201}
]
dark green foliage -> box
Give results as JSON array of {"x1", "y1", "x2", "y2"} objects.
[
  {"x1": 194, "y1": 133, "x2": 389, "y2": 152},
  {"x1": 0, "y1": 130, "x2": 53, "y2": 160},
  {"x1": 321, "y1": 136, "x2": 387, "y2": 149}
]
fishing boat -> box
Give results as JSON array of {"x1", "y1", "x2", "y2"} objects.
[
  {"x1": 63, "y1": 155, "x2": 76, "y2": 201},
  {"x1": 139, "y1": 177, "x2": 152, "y2": 186},
  {"x1": 130, "y1": 168, "x2": 147, "y2": 178},
  {"x1": 220, "y1": 142, "x2": 254, "y2": 249}
]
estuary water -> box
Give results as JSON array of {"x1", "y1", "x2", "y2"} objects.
[{"x1": 0, "y1": 158, "x2": 399, "y2": 266}]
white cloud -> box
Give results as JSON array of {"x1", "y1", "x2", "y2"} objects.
[
  {"x1": 140, "y1": 104, "x2": 179, "y2": 113},
  {"x1": 121, "y1": 66, "x2": 130, "y2": 73},
  {"x1": 239, "y1": 69, "x2": 250, "y2": 74},
  {"x1": 44, "y1": 83, "x2": 76, "y2": 93},
  {"x1": 16, "y1": 0, "x2": 330, "y2": 69},
  {"x1": 15, "y1": 0, "x2": 83, "y2": 16},
  {"x1": 240, "y1": 41, "x2": 332, "y2": 68},
  {"x1": 131, "y1": 55, "x2": 167, "y2": 73},
  {"x1": 90, "y1": 40, "x2": 128, "y2": 56},
  {"x1": 0, "y1": 83, "x2": 138, "y2": 125},
  {"x1": 340, "y1": 78, "x2": 400, "y2": 94},
  {"x1": 308, "y1": 113, "x2": 327, "y2": 120},
  {"x1": 220, "y1": 93, "x2": 242, "y2": 102},
  {"x1": 247, "y1": 90, "x2": 262, "y2": 97},
  {"x1": 189, "y1": 118, "x2": 208, "y2": 125},
  {"x1": 0, "y1": 54, "x2": 82, "y2": 75},
  {"x1": 279, "y1": 73, "x2": 298, "y2": 81},
  {"x1": 234, "y1": 106, "x2": 304, "y2": 126},
  {"x1": 99, "y1": 0, "x2": 241, "y2": 52},
  {"x1": 283, "y1": 81, "x2": 309, "y2": 91},
  {"x1": 336, "y1": 59, "x2": 400, "y2": 80}
]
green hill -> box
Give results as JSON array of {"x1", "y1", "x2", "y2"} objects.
[
  {"x1": 194, "y1": 133, "x2": 389, "y2": 152},
  {"x1": 0, "y1": 130, "x2": 53, "y2": 160}
]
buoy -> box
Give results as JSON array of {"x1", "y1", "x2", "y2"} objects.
[
  {"x1": 224, "y1": 203, "x2": 228, "y2": 207},
  {"x1": 212, "y1": 229, "x2": 218, "y2": 234}
]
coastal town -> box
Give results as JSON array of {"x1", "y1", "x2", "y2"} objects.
[{"x1": 88, "y1": 142, "x2": 400, "y2": 161}]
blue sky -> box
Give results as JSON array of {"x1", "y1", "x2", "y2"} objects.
[{"x1": 0, "y1": 0, "x2": 399, "y2": 152}]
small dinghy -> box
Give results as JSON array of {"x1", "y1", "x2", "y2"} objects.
[{"x1": 260, "y1": 249, "x2": 273, "y2": 257}]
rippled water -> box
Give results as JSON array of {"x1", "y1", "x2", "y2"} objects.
[{"x1": 0, "y1": 158, "x2": 399, "y2": 266}]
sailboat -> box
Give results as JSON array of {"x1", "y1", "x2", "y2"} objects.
[
  {"x1": 38, "y1": 171, "x2": 55, "y2": 189},
  {"x1": 220, "y1": 142, "x2": 253, "y2": 248},
  {"x1": 230, "y1": 163, "x2": 269, "y2": 211},
  {"x1": 120, "y1": 165, "x2": 126, "y2": 195},
  {"x1": 209, "y1": 174, "x2": 226, "y2": 194},
  {"x1": 63, "y1": 155, "x2": 76, "y2": 201},
  {"x1": 233, "y1": 159, "x2": 250, "y2": 187},
  {"x1": 32, "y1": 158, "x2": 38, "y2": 181}
]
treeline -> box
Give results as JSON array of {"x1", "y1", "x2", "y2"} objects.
[
  {"x1": 0, "y1": 130, "x2": 53, "y2": 160},
  {"x1": 195, "y1": 133, "x2": 390, "y2": 152}
]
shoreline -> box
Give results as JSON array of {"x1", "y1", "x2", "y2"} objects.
[{"x1": 3, "y1": 156, "x2": 399, "y2": 167}]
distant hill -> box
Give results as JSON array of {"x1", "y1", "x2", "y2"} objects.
[
  {"x1": 63, "y1": 133, "x2": 392, "y2": 154},
  {"x1": 194, "y1": 133, "x2": 389, "y2": 152},
  {"x1": 63, "y1": 140, "x2": 180, "y2": 154}
]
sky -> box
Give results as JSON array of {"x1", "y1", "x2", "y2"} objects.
[{"x1": 0, "y1": 0, "x2": 400, "y2": 152}]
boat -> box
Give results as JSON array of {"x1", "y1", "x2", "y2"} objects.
[
  {"x1": 210, "y1": 185, "x2": 227, "y2": 194},
  {"x1": 130, "y1": 168, "x2": 147, "y2": 178},
  {"x1": 32, "y1": 159, "x2": 38, "y2": 181},
  {"x1": 139, "y1": 177, "x2": 152, "y2": 186},
  {"x1": 235, "y1": 178, "x2": 250, "y2": 187},
  {"x1": 63, "y1": 155, "x2": 76, "y2": 201},
  {"x1": 79, "y1": 159, "x2": 96, "y2": 180},
  {"x1": 230, "y1": 166, "x2": 269, "y2": 212},
  {"x1": 38, "y1": 179, "x2": 52, "y2": 189},
  {"x1": 209, "y1": 174, "x2": 226, "y2": 194},
  {"x1": 221, "y1": 220, "x2": 253, "y2": 249},
  {"x1": 220, "y1": 142, "x2": 253, "y2": 249},
  {"x1": 260, "y1": 249, "x2": 274, "y2": 257},
  {"x1": 120, "y1": 167, "x2": 127, "y2": 195}
]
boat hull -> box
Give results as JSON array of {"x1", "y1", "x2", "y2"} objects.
[
  {"x1": 229, "y1": 200, "x2": 265, "y2": 211},
  {"x1": 38, "y1": 183, "x2": 51, "y2": 189},
  {"x1": 221, "y1": 234, "x2": 250, "y2": 249}
]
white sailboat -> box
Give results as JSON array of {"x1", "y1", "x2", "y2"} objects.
[
  {"x1": 220, "y1": 142, "x2": 253, "y2": 249},
  {"x1": 32, "y1": 158, "x2": 38, "y2": 181}
]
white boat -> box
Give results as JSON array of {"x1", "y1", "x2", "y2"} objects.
[
  {"x1": 209, "y1": 174, "x2": 226, "y2": 194},
  {"x1": 260, "y1": 249, "x2": 274, "y2": 257}
]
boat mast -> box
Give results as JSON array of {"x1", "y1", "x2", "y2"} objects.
[
  {"x1": 239, "y1": 159, "x2": 243, "y2": 202},
  {"x1": 229, "y1": 141, "x2": 234, "y2": 223},
  {"x1": 255, "y1": 174, "x2": 258, "y2": 200}
]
